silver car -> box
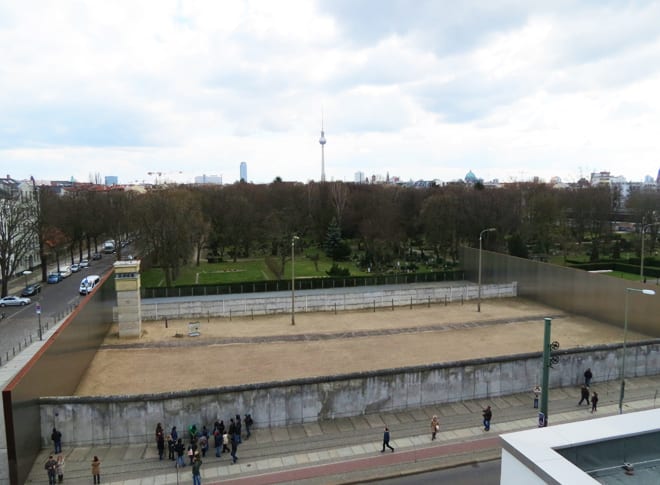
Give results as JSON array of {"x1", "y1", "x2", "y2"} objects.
[{"x1": 0, "y1": 296, "x2": 31, "y2": 307}]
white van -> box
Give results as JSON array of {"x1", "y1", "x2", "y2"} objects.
[{"x1": 79, "y1": 275, "x2": 101, "y2": 295}]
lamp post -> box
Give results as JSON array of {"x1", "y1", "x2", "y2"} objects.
[
  {"x1": 291, "y1": 235, "x2": 299, "y2": 326},
  {"x1": 640, "y1": 222, "x2": 660, "y2": 283},
  {"x1": 22, "y1": 270, "x2": 32, "y2": 289},
  {"x1": 478, "y1": 228, "x2": 496, "y2": 312},
  {"x1": 619, "y1": 287, "x2": 655, "y2": 414}
]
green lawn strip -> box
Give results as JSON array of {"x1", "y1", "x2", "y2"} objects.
[{"x1": 141, "y1": 256, "x2": 372, "y2": 287}]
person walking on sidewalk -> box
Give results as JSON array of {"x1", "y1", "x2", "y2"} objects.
[
  {"x1": 584, "y1": 368, "x2": 593, "y2": 387},
  {"x1": 44, "y1": 455, "x2": 58, "y2": 485},
  {"x1": 51, "y1": 427, "x2": 62, "y2": 454},
  {"x1": 91, "y1": 456, "x2": 101, "y2": 484},
  {"x1": 591, "y1": 392, "x2": 599, "y2": 413},
  {"x1": 192, "y1": 454, "x2": 202, "y2": 485},
  {"x1": 56, "y1": 454, "x2": 65, "y2": 483},
  {"x1": 431, "y1": 415, "x2": 439, "y2": 441},
  {"x1": 578, "y1": 385, "x2": 590, "y2": 406},
  {"x1": 381, "y1": 427, "x2": 394, "y2": 452},
  {"x1": 482, "y1": 406, "x2": 493, "y2": 431}
]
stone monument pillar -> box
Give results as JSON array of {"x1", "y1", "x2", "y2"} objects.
[{"x1": 113, "y1": 260, "x2": 142, "y2": 338}]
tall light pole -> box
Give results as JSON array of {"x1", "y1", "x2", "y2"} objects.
[
  {"x1": 22, "y1": 270, "x2": 32, "y2": 289},
  {"x1": 478, "y1": 228, "x2": 496, "y2": 312},
  {"x1": 291, "y1": 235, "x2": 299, "y2": 326},
  {"x1": 619, "y1": 287, "x2": 655, "y2": 414},
  {"x1": 640, "y1": 222, "x2": 660, "y2": 282}
]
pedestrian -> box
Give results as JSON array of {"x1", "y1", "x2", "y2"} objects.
[
  {"x1": 591, "y1": 392, "x2": 599, "y2": 413},
  {"x1": 192, "y1": 455, "x2": 202, "y2": 485},
  {"x1": 56, "y1": 454, "x2": 65, "y2": 483},
  {"x1": 171, "y1": 426, "x2": 179, "y2": 442},
  {"x1": 51, "y1": 427, "x2": 62, "y2": 454},
  {"x1": 235, "y1": 414, "x2": 242, "y2": 444},
  {"x1": 175, "y1": 438, "x2": 186, "y2": 468},
  {"x1": 244, "y1": 414, "x2": 253, "y2": 440},
  {"x1": 189, "y1": 424, "x2": 198, "y2": 443},
  {"x1": 155, "y1": 422, "x2": 163, "y2": 441},
  {"x1": 91, "y1": 456, "x2": 101, "y2": 484},
  {"x1": 482, "y1": 406, "x2": 492, "y2": 431},
  {"x1": 213, "y1": 428, "x2": 222, "y2": 457},
  {"x1": 578, "y1": 385, "x2": 590, "y2": 406},
  {"x1": 44, "y1": 455, "x2": 58, "y2": 485},
  {"x1": 230, "y1": 431, "x2": 239, "y2": 464},
  {"x1": 222, "y1": 432, "x2": 230, "y2": 454},
  {"x1": 431, "y1": 415, "x2": 439, "y2": 441},
  {"x1": 167, "y1": 434, "x2": 175, "y2": 460},
  {"x1": 584, "y1": 368, "x2": 593, "y2": 387},
  {"x1": 157, "y1": 431, "x2": 165, "y2": 460},
  {"x1": 381, "y1": 427, "x2": 394, "y2": 452},
  {"x1": 198, "y1": 433, "x2": 208, "y2": 458},
  {"x1": 228, "y1": 418, "x2": 236, "y2": 445},
  {"x1": 188, "y1": 444, "x2": 194, "y2": 465}
]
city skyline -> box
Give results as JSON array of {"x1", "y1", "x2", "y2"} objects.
[{"x1": 2, "y1": 1, "x2": 660, "y2": 185}]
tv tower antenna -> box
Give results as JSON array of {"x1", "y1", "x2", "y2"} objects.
[{"x1": 319, "y1": 109, "x2": 327, "y2": 182}]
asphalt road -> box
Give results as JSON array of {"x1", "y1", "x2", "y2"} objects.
[
  {"x1": 378, "y1": 459, "x2": 501, "y2": 485},
  {"x1": 0, "y1": 255, "x2": 115, "y2": 366}
]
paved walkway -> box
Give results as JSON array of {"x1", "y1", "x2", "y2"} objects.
[{"x1": 26, "y1": 374, "x2": 660, "y2": 484}]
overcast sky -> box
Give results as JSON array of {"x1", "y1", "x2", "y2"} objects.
[{"x1": 2, "y1": 1, "x2": 660, "y2": 185}]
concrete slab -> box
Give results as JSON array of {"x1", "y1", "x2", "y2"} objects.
[
  {"x1": 335, "y1": 417, "x2": 355, "y2": 433},
  {"x1": 303, "y1": 422, "x2": 323, "y2": 437}
]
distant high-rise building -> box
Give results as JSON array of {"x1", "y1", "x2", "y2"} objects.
[
  {"x1": 105, "y1": 175, "x2": 118, "y2": 186},
  {"x1": 656, "y1": 169, "x2": 660, "y2": 185},
  {"x1": 355, "y1": 171, "x2": 365, "y2": 183},
  {"x1": 194, "y1": 174, "x2": 223, "y2": 185},
  {"x1": 240, "y1": 162, "x2": 247, "y2": 182},
  {"x1": 319, "y1": 112, "x2": 327, "y2": 182}
]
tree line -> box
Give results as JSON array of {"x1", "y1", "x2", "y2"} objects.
[{"x1": 2, "y1": 179, "x2": 659, "y2": 295}]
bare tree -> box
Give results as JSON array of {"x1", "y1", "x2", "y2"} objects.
[{"x1": 0, "y1": 180, "x2": 37, "y2": 296}]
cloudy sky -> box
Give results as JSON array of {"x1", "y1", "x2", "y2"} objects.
[{"x1": 2, "y1": 1, "x2": 660, "y2": 185}]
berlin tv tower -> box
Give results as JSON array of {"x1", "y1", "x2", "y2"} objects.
[{"x1": 319, "y1": 111, "x2": 327, "y2": 182}]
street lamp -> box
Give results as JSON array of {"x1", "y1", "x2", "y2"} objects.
[
  {"x1": 291, "y1": 235, "x2": 299, "y2": 326},
  {"x1": 478, "y1": 228, "x2": 496, "y2": 312},
  {"x1": 22, "y1": 270, "x2": 32, "y2": 289},
  {"x1": 619, "y1": 287, "x2": 655, "y2": 414},
  {"x1": 640, "y1": 222, "x2": 660, "y2": 283}
]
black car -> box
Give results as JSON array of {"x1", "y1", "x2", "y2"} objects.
[
  {"x1": 92, "y1": 252, "x2": 102, "y2": 260},
  {"x1": 21, "y1": 283, "x2": 42, "y2": 297}
]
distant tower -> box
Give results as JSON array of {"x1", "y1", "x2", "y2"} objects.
[
  {"x1": 240, "y1": 161, "x2": 247, "y2": 182},
  {"x1": 319, "y1": 112, "x2": 327, "y2": 182}
]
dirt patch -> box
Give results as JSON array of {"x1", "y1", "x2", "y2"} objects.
[{"x1": 74, "y1": 298, "x2": 644, "y2": 396}]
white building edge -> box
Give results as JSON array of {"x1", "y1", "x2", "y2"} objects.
[{"x1": 500, "y1": 408, "x2": 660, "y2": 484}]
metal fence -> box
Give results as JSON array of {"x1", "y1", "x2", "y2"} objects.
[{"x1": 141, "y1": 270, "x2": 465, "y2": 299}]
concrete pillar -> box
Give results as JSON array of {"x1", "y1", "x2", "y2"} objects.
[{"x1": 113, "y1": 260, "x2": 142, "y2": 338}]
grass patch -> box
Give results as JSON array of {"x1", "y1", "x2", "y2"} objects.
[{"x1": 142, "y1": 255, "x2": 371, "y2": 287}]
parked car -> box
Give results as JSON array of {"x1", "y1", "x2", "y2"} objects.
[
  {"x1": 47, "y1": 273, "x2": 62, "y2": 284},
  {"x1": 79, "y1": 259, "x2": 90, "y2": 268},
  {"x1": 92, "y1": 252, "x2": 102, "y2": 260},
  {"x1": 59, "y1": 266, "x2": 72, "y2": 278},
  {"x1": 21, "y1": 284, "x2": 42, "y2": 297},
  {"x1": 70, "y1": 263, "x2": 81, "y2": 273},
  {"x1": 0, "y1": 296, "x2": 31, "y2": 307}
]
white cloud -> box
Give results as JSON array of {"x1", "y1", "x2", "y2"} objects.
[{"x1": 1, "y1": 0, "x2": 659, "y2": 185}]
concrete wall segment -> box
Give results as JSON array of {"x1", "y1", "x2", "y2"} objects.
[{"x1": 35, "y1": 342, "x2": 660, "y2": 447}]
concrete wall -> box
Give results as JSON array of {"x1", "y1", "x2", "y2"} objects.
[
  {"x1": 38, "y1": 341, "x2": 660, "y2": 447},
  {"x1": 461, "y1": 247, "x2": 660, "y2": 337},
  {"x1": 140, "y1": 283, "x2": 518, "y2": 320}
]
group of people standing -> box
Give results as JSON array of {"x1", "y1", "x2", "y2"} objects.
[
  {"x1": 578, "y1": 368, "x2": 599, "y2": 413},
  {"x1": 157, "y1": 413, "x2": 254, "y2": 482},
  {"x1": 45, "y1": 428, "x2": 100, "y2": 484}
]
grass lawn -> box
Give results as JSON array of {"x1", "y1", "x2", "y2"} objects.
[{"x1": 141, "y1": 255, "x2": 370, "y2": 287}]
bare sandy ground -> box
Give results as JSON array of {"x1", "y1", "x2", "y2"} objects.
[{"x1": 75, "y1": 298, "x2": 647, "y2": 396}]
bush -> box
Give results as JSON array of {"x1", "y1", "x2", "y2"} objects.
[{"x1": 326, "y1": 263, "x2": 350, "y2": 277}]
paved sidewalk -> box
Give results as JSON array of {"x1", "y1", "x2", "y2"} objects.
[{"x1": 26, "y1": 374, "x2": 660, "y2": 484}]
